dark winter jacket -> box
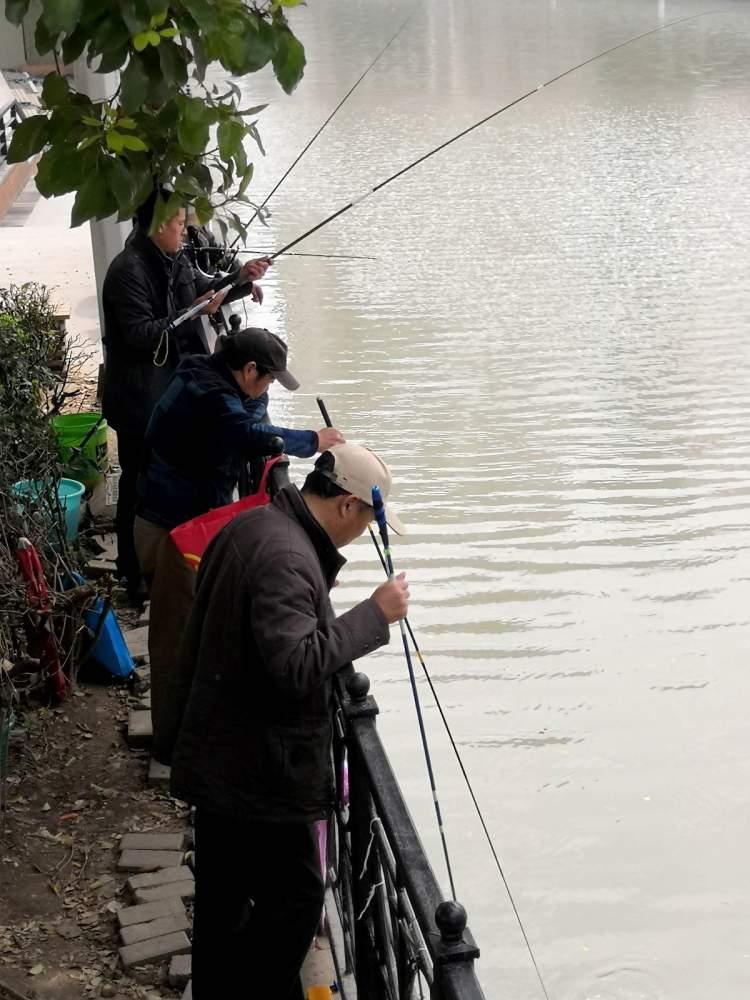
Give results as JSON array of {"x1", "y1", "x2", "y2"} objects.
[
  {"x1": 136, "y1": 353, "x2": 319, "y2": 531},
  {"x1": 101, "y1": 229, "x2": 252, "y2": 436},
  {"x1": 165, "y1": 486, "x2": 390, "y2": 821}
]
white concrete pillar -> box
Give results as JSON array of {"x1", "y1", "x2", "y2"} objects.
[{"x1": 73, "y1": 58, "x2": 129, "y2": 338}]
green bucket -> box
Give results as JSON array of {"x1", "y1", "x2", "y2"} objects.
[{"x1": 53, "y1": 413, "x2": 108, "y2": 490}]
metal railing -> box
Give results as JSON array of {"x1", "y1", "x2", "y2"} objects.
[
  {"x1": 0, "y1": 98, "x2": 23, "y2": 169},
  {"x1": 328, "y1": 667, "x2": 487, "y2": 1000}
]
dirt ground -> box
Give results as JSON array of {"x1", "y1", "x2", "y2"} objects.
[{"x1": 0, "y1": 659, "x2": 189, "y2": 1000}]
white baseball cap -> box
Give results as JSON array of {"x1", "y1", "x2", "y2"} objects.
[{"x1": 322, "y1": 443, "x2": 405, "y2": 535}]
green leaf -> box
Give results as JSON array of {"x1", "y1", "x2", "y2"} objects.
[
  {"x1": 117, "y1": 117, "x2": 137, "y2": 130},
  {"x1": 180, "y1": 0, "x2": 217, "y2": 31},
  {"x1": 7, "y1": 115, "x2": 49, "y2": 163},
  {"x1": 246, "y1": 123, "x2": 265, "y2": 157},
  {"x1": 34, "y1": 16, "x2": 57, "y2": 55},
  {"x1": 193, "y1": 196, "x2": 213, "y2": 225},
  {"x1": 146, "y1": 29, "x2": 161, "y2": 46},
  {"x1": 133, "y1": 31, "x2": 151, "y2": 52},
  {"x1": 187, "y1": 30, "x2": 208, "y2": 82},
  {"x1": 76, "y1": 135, "x2": 99, "y2": 150},
  {"x1": 41, "y1": 73, "x2": 70, "y2": 109},
  {"x1": 82, "y1": 115, "x2": 101, "y2": 127},
  {"x1": 176, "y1": 96, "x2": 212, "y2": 155},
  {"x1": 217, "y1": 119, "x2": 243, "y2": 163},
  {"x1": 173, "y1": 172, "x2": 204, "y2": 197},
  {"x1": 97, "y1": 45, "x2": 130, "y2": 72},
  {"x1": 234, "y1": 140, "x2": 247, "y2": 174},
  {"x1": 160, "y1": 26, "x2": 178, "y2": 38},
  {"x1": 271, "y1": 25, "x2": 306, "y2": 95},
  {"x1": 237, "y1": 103, "x2": 268, "y2": 117},
  {"x1": 107, "y1": 157, "x2": 138, "y2": 213},
  {"x1": 5, "y1": 0, "x2": 30, "y2": 26},
  {"x1": 41, "y1": 0, "x2": 82, "y2": 34},
  {"x1": 105, "y1": 131, "x2": 124, "y2": 152},
  {"x1": 36, "y1": 146, "x2": 89, "y2": 196},
  {"x1": 62, "y1": 25, "x2": 87, "y2": 63},
  {"x1": 71, "y1": 167, "x2": 117, "y2": 226},
  {"x1": 121, "y1": 56, "x2": 150, "y2": 113},
  {"x1": 120, "y1": 134, "x2": 148, "y2": 151},
  {"x1": 149, "y1": 9, "x2": 167, "y2": 27},
  {"x1": 238, "y1": 162, "x2": 254, "y2": 197},
  {"x1": 158, "y1": 39, "x2": 188, "y2": 88}
]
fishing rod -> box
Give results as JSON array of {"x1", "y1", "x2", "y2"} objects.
[
  {"x1": 317, "y1": 396, "x2": 552, "y2": 1000},
  {"x1": 270, "y1": 10, "x2": 721, "y2": 260},
  {"x1": 192, "y1": 244, "x2": 378, "y2": 262},
  {"x1": 371, "y1": 482, "x2": 458, "y2": 903},
  {"x1": 228, "y1": 6, "x2": 418, "y2": 249}
]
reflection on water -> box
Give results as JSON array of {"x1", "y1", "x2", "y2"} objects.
[{"x1": 234, "y1": 2, "x2": 750, "y2": 996}]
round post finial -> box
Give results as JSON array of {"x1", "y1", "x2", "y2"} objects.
[
  {"x1": 435, "y1": 900, "x2": 467, "y2": 942},
  {"x1": 347, "y1": 672, "x2": 371, "y2": 702}
]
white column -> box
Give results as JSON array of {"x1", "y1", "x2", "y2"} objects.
[{"x1": 72, "y1": 58, "x2": 129, "y2": 338}]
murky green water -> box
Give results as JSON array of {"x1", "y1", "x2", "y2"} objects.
[{"x1": 233, "y1": 2, "x2": 750, "y2": 996}]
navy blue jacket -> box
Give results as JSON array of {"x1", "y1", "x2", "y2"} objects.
[{"x1": 136, "y1": 353, "x2": 318, "y2": 530}]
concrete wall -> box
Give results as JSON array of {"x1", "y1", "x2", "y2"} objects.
[{"x1": 0, "y1": 21, "x2": 26, "y2": 70}]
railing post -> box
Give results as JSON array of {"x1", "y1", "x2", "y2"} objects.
[
  {"x1": 345, "y1": 671, "x2": 385, "y2": 999},
  {"x1": 431, "y1": 901, "x2": 483, "y2": 1000}
]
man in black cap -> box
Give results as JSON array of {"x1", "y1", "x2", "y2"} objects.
[
  {"x1": 101, "y1": 188, "x2": 269, "y2": 603},
  {"x1": 134, "y1": 327, "x2": 344, "y2": 755}
]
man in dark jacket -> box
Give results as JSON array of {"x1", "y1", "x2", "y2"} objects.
[
  {"x1": 135, "y1": 327, "x2": 345, "y2": 756},
  {"x1": 165, "y1": 444, "x2": 408, "y2": 1000},
  {"x1": 101, "y1": 188, "x2": 269, "y2": 601}
]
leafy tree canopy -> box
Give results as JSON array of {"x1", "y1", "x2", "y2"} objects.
[{"x1": 5, "y1": 0, "x2": 307, "y2": 241}]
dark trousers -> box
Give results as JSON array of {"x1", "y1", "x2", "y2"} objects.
[
  {"x1": 114, "y1": 431, "x2": 146, "y2": 593},
  {"x1": 192, "y1": 811, "x2": 324, "y2": 1000}
]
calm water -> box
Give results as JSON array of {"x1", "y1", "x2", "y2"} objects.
[{"x1": 231, "y1": 2, "x2": 750, "y2": 996}]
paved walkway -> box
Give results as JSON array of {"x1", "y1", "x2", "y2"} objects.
[{"x1": 0, "y1": 181, "x2": 102, "y2": 373}]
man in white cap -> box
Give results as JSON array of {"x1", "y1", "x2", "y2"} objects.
[{"x1": 161, "y1": 444, "x2": 409, "y2": 1000}]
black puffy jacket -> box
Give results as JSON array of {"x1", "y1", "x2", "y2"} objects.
[
  {"x1": 165, "y1": 486, "x2": 391, "y2": 822},
  {"x1": 101, "y1": 229, "x2": 251, "y2": 436}
]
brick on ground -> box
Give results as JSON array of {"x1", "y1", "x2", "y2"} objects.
[
  {"x1": 118, "y1": 897, "x2": 186, "y2": 929},
  {"x1": 119, "y1": 930, "x2": 191, "y2": 968},
  {"x1": 121, "y1": 832, "x2": 186, "y2": 852},
  {"x1": 120, "y1": 912, "x2": 191, "y2": 946},
  {"x1": 127, "y1": 865, "x2": 193, "y2": 893},
  {"x1": 134, "y1": 880, "x2": 194, "y2": 905},
  {"x1": 123, "y1": 625, "x2": 149, "y2": 658},
  {"x1": 85, "y1": 557, "x2": 118, "y2": 578},
  {"x1": 118, "y1": 848, "x2": 184, "y2": 872},
  {"x1": 147, "y1": 757, "x2": 170, "y2": 787},
  {"x1": 126, "y1": 709, "x2": 153, "y2": 748},
  {"x1": 169, "y1": 954, "x2": 192, "y2": 989}
]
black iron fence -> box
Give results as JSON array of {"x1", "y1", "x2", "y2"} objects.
[
  {"x1": 328, "y1": 667, "x2": 487, "y2": 1000},
  {"x1": 0, "y1": 98, "x2": 23, "y2": 170}
]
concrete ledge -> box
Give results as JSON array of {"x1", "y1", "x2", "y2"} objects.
[{"x1": 0, "y1": 158, "x2": 36, "y2": 222}]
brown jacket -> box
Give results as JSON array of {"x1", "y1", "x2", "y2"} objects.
[{"x1": 166, "y1": 486, "x2": 390, "y2": 822}]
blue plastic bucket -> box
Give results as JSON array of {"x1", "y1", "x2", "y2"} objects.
[{"x1": 12, "y1": 478, "x2": 85, "y2": 543}]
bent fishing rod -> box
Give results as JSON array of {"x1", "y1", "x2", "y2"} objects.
[
  {"x1": 317, "y1": 396, "x2": 551, "y2": 1000},
  {"x1": 227, "y1": 7, "x2": 418, "y2": 251},
  {"x1": 270, "y1": 10, "x2": 722, "y2": 260}
]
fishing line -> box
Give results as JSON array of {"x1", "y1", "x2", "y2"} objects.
[
  {"x1": 371, "y1": 483, "x2": 458, "y2": 903},
  {"x1": 316, "y1": 397, "x2": 552, "y2": 1000},
  {"x1": 271, "y1": 10, "x2": 723, "y2": 259},
  {"x1": 228, "y1": 6, "x2": 418, "y2": 248}
]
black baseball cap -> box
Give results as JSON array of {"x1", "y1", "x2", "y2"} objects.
[{"x1": 217, "y1": 327, "x2": 300, "y2": 391}]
